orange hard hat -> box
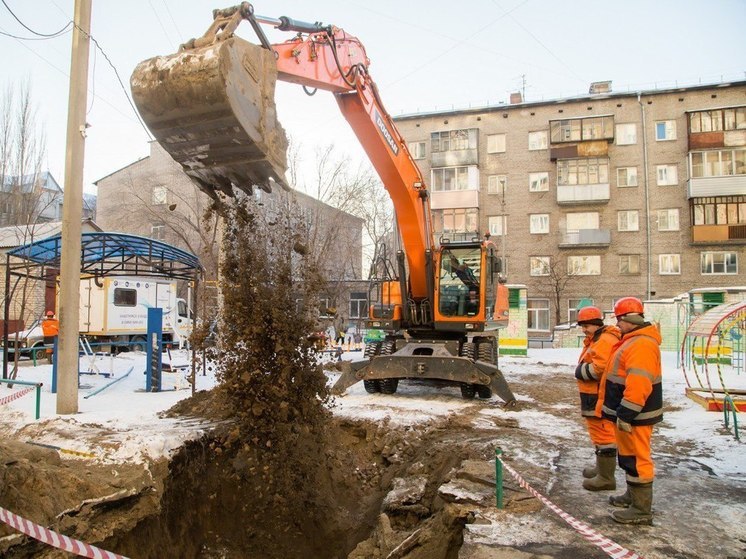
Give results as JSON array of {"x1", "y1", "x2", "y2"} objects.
[
  {"x1": 614, "y1": 297, "x2": 644, "y2": 318},
  {"x1": 46, "y1": 310, "x2": 55, "y2": 317},
  {"x1": 577, "y1": 306, "x2": 603, "y2": 324}
]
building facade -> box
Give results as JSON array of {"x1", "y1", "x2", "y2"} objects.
[
  {"x1": 95, "y1": 142, "x2": 365, "y2": 323},
  {"x1": 394, "y1": 81, "x2": 746, "y2": 337}
]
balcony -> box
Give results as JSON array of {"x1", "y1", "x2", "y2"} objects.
[
  {"x1": 559, "y1": 228, "x2": 611, "y2": 247},
  {"x1": 550, "y1": 140, "x2": 609, "y2": 161},
  {"x1": 688, "y1": 176, "x2": 746, "y2": 198},
  {"x1": 557, "y1": 183, "x2": 610, "y2": 204},
  {"x1": 692, "y1": 224, "x2": 746, "y2": 244},
  {"x1": 430, "y1": 189, "x2": 479, "y2": 210},
  {"x1": 431, "y1": 149, "x2": 478, "y2": 168}
]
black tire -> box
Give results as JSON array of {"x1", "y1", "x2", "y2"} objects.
[
  {"x1": 363, "y1": 380, "x2": 381, "y2": 393},
  {"x1": 380, "y1": 378, "x2": 398, "y2": 394},
  {"x1": 381, "y1": 340, "x2": 397, "y2": 355},
  {"x1": 460, "y1": 383, "x2": 477, "y2": 399},
  {"x1": 477, "y1": 339, "x2": 496, "y2": 364},
  {"x1": 131, "y1": 337, "x2": 147, "y2": 352},
  {"x1": 364, "y1": 342, "x2": 382, "y2": 358},
  {"x1": 460, "y1": 342, "x2": 476, "y2": 360},
  {"x1": 476, "y1": 384, "x2": 492, "y2": 399}
]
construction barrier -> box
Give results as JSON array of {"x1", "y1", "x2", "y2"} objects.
[
  {"x1": 495, "y1": 453, "x2": 644, "y2": 559},
  {"x1": 0, "y1": 379, "x2": 42, "y2": 419},
  {"x1": 0, "y1": 505, "x2": 128, "y2": 559}
]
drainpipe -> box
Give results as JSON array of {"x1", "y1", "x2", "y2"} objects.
[{"x1": 638, "y1": 93, "x2": 652, "y2": 300}]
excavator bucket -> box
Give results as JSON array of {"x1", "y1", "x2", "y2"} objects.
[{"x1": 130, "y1": 36, "x2": 289, "y2": 199}]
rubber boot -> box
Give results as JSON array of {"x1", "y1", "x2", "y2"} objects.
[
  {"x1": 582, "y1": 449, "x2": 616, "y2": 491},
  {"x1": 611, "y1": 483, "x2": 653, "y2": 525},
  {"x1": 582, "y1": 448, "x2": 598, "y2": 478},
  {"x1": 609, "y1": 488, "x2": 631, "y2": 508}
]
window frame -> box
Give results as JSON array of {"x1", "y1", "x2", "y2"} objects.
[
  {"x1": 487, "y1": 174, "x2": 507, "y2": 195},
  {"x1": 617, "y1": 166, "x2": 638, "y2": 187},
  {"x1": 657, "y1": 209, "x2": 680, "y2": 231},
  {"x1": 528, "y1": 130, "x2": 548, "y2": 151},
  {"x1": 567, "y1": 255, "x2": 601, "y2": 276},
  {"x1": 487, "y1": 133, "x2": 507, "y2": 154},
  {"x1": 527, "y1": 298, "x2": 551, "y2": 332},
  {"x1": 656, "y1": 164, "x2": 678, "y2": 186},
  {"x1": 655, "y1": 120, "x2": 677, "y2": 141},
  {"x1": 700, "y1": 251, "x2": 738, "y2": 275},
  {"x1": 619, "y1": 254, "x2": 641, "y2": 275},
  {"x1": 529, "y1": 213, "x2": 550, "y2": 234},
  {"x1": 150, "y1": 223, "x2": 166, "y2": 241},
  {"x1": 529, "y1": 171, "x2": 549, "y2": 192},
  {"x1": 617, "y1": 210, "x2": 640, "y2": 232},
  {"x1": 659, "y1": 253, "x2": 681, "y2": 275},
  {"x1": 151, "y1": 185, "x2": 168, "y2": 206},
  {"x1": 529, "y1": 256, "x2": 550, "y2": 276},
  {"x1": 615, "y1": 123, "x2": 637, "y2": 145},
  {"x1": 487, "y1": 215, "x2": 507, "y2": 236},
  {"x1": 408, "y1": 141, "x2": 426, "y2": 160}
]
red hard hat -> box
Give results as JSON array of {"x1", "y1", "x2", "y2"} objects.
[
  {"x1": 46, "y1": 310, "x2": 54, "y2": 317},
  {"x1": 577, "y1": 306, "x2": 603, "y2": 324},
  {"x1": 614, "y1": 297, "x2": 644, "y2": 317}
]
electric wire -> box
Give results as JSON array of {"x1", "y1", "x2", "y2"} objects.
[
  {"x1": 1, "y1": 0, "x2": 72, "y2": 37},
  {"x1": 0, "y1": 27, "x2": 70, "y2": 40}
]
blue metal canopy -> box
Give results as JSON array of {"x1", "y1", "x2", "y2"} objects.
[{"x1": 7, "y1": 232, "x2": 202, "y2": 281}]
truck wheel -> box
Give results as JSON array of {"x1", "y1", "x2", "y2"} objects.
[
  {"x1": 131, "y1": 337, "x2": 147, "y2": 352},
  {"x1": 363, "y1": 380, "x2": 381, "y2": 393},
  {"x1": 379, "y1": 378, "x2": 398, "y2": 394},
  {"x1": 460, "y1": 384, "x2": 476, "y2": 399}
]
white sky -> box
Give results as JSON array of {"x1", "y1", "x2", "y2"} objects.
[{"x1": 1, "y1": 0, "x2": 745, "y2": 195}]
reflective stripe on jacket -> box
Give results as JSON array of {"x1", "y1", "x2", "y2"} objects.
[
  {"x1": 600, "y1": 323, "x2": 663, "y2": 426},
  {"x1": 576, "y1": 325, "x2": 621, "y2": 417}
]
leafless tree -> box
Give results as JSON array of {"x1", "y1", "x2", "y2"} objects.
[{"x1": 531, "y1": 252, "x2": 578, "y2": 326}]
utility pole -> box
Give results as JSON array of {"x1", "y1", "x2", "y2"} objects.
[{"x1": 57, "y1": 0, "x2": 92, "y2": 414}]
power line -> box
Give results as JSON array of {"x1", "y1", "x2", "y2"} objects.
[
  {"x1": 1, "y1": 0, "x2": 72, "y2": 37},
  {"x1": 0, "y1": 27, "x2": 70, "y2": 40}
]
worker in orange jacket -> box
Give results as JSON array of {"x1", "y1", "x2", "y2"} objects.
[
  {"x1": 599, "y1": 297, "x2": 662, "y2": 525},
  {"x1": 41, "y1": 310, "x2": 59, "y2": 358},
  {"x1": 575, "y1": 306, "x2": 621, "y2": 491}
]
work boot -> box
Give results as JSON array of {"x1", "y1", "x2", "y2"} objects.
[
  {"x1": 582, "y1": 449, "x2": 616, "y2": 491},
  {"x1": 611, "y1": 482, "x2": 653, "y2": 525},
  {"x1": 609, "y1": 488, "x2": 631, "y2": 508},
  {"x1": 582, "y1": 447, "x2": 598, "y2": 478}
]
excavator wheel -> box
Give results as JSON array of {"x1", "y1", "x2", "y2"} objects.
[
  {"x1": 379, "y1": 378, "x2": 398, "y2": 395},
  {"x1": 476, "y1": 385, "x2": 492, "y2": 399},
  {"x1": 460, "y1": 384, "x2": 477, "y2": 399},
  {"x1": 364, "y1": 380, "x2": 381, "y2": 394},
  {"x1": 460, "y1": 342, "x2": 476, "y2": 360}
]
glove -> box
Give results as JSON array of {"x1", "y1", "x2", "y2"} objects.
[{"x1": 616, "y1": 418, "x2": 633, "y2": 433}]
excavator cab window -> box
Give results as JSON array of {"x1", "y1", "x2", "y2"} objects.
[{"x1": 438, "y1": 247, "x2": 481, "y2": 317}]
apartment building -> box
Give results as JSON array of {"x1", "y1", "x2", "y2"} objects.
[{"x1": 394, "y1": 81, "x2": 746, "y2": 337}]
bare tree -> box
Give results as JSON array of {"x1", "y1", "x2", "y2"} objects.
[{"x1": 532, "y1": 253, "x2": 577, "y2": 327}]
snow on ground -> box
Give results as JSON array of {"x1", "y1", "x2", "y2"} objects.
[{"x1": 0, "y1": 348, "x2": 743, "y2": 478}]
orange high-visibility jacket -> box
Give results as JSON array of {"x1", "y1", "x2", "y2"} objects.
[
  {"x1": 600, "y1": 323, "x2": 663, "y2": 426},
  {"x1": 41, "y1": 318, "x2": 59, "y2": 337},
  {"x1": 576, "y1": 325, "x2": 621, "y2": 417}
]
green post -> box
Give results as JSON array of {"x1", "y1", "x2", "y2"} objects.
[
  {"x1": 35, "y1": 384, "x2": 41, "y2": 420},
  {"x1": 495, "y1": 447, "x2": 503, "y2": 509}
]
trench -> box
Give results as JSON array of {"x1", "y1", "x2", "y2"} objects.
[{"x1": 100, "y1": 417, "x2": 474, "y2": 559}]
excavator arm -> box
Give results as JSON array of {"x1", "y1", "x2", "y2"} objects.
[{"x1": 131, "y1": 2, "x2": 433, "y2": 300}]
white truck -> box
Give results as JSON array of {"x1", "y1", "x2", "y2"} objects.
[{"x1": 78, "y1": 276, "x2": 192, "y2": 351}]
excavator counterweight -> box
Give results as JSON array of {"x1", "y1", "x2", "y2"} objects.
[{"x1": 131, "y1": 36, "x2": 289, "y2": 199}]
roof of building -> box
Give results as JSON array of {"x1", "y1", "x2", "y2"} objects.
[
  {"x1": 393, "y1": 79, "x2": 746, "y2": 121},
  {"x1": 1, "y1": 171, "x2": 61, "y2": 194},
  {"x1": 0, "y1": 219, "x2": 102, "y2": 249}
]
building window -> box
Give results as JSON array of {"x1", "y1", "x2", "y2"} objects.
[
  {"x1": 487, "y1": 133, "x2": 506, "y2": 154},
  {"x1": 433, "y1": 208, "x2": 478, "y2": 234},
  {"x1": 656, "y1": 164, "x2": 678, "y2": 186},
  {"x1": 617, "y1": 166, "x2": 638, "y2": 187},
  {"x1": 527, "y1": 298, "x2": 550, "y2": 331},
  {"x1": 529, "y1": 171, "x2": 549, "y2": 192},
  {"x1": 619, "y1": 254, "x2": 640, "y2": 275},
  {"x1": 431, "y1": 128, "x2": 478, "y2": 152},
  {"x1": 528, "y1": 130, "x2": 548, "y2": 150},
  {"x1": 659, "y1": 254, "x2": 681, "y2": 275},
  {"x1": 349, "y1": 292, "x2": 368, "y2": 318},
  {"x1": 431, "y1": 166, "x2": 477, "y2": 191},
  {"x1": 655, "y1": 120, "x2": 677, "y2": 141},
  {"x1": 566, "y1": 212, "x2": 599, "y2": 232},
  {"x1": 700, "y1": 252, "x2": 738, "y2": 275},
  {"x1": 557, "y1": 158, "x2": 609, "y2": 186},
  {"x1": 530, "y1": 214, "x2": 549, "y2": 234},
  {"x1": 568, "y1": 255, "x2": 601, "y2": 275},
  {"x1": 657, "y1": 209, "x2": 680, "y2": 231},
  {"x1": 151, "y1": 224, "x2": 166, "y2": 240},
  {"x1": 488, "y1": 215, "x2": 506, "y2": 236},
  {"x1": 549, "y1": 116, "x2": 614, "y2": 143},
  {"x1": 530, "y1": 256, "x2": 550, "y2": 276},
  {"x1": 408, "y1": 141, "x2": 426, "y2": 159},
  {"x1": 690, "y1": 107, "x2": 746, "y2": 133},
  {"x1": 568, "y1": 298, "x2": 592, "y2": 324},
  {"x1": 690, "y1": 149, "x2": 746, "y2": 178},
  {"x1": 692, "y1": 196, "x2": 746, "y2": 225},
  {"x1": 615, "y1": 123, "x2": 637, "y2": 145},
  {"x1": 617, "y1": 210, "x2": 640, "y2": 232},
  {"x1": 487, "y1": 174, "x2": 507, "y2": 195},
  {"x1": 152, "y1": 185, "x2": 167, "y2": 205}
]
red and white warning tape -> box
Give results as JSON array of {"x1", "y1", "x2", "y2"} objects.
[
  {"x1": 0, "y1": 386, "x2": 35, "y2": 407},
  {"x1": 0, "y1": 506, "x2": 129, "y2": 559},
  {"x1": 498, "y1": 458, "x2": 644, "y2": 559}
]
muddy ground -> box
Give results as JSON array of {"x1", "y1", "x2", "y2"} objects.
[{"x1": 1, "y1": 360, "x2": 745, "y2": 559}]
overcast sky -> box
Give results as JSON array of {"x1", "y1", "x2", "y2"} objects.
[{"x1": 1, "y1": 0, "x2": 744, "y2": 195}]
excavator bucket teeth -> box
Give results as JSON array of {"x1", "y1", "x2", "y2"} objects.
[{"x1": 130, "y1": 36, "x2": 289, "y2": 198}]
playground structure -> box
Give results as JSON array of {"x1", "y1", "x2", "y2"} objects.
[{"x1": 680, "y1": 301, "x2": 746, "y2": 424}]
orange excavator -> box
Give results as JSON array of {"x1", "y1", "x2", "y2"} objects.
[{"x1": 130, "y1": 2, "x2": 515, "y2": 404}]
